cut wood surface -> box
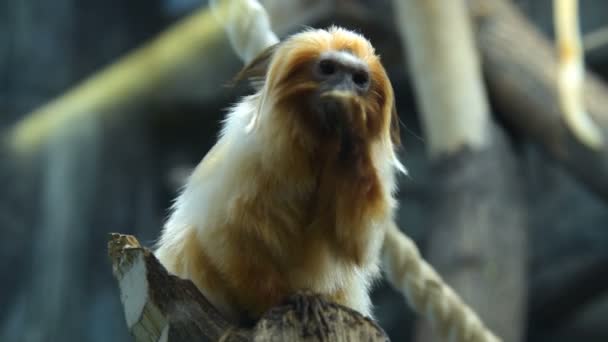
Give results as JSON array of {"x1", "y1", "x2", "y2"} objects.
[{"x1": 108, "y1": 233, "x2": 389, "y2": 342}]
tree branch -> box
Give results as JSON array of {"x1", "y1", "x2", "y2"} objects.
[
  {"x1": 108, "y1": 233, "x2": 389, "y2": 342},
  {"x1": 108, "y1": 233, "x2": 249, "y2": 341}
]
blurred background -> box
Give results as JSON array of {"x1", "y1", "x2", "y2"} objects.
[{"x1": 2, "y1": 0, "x2": 608, "y2": 341}]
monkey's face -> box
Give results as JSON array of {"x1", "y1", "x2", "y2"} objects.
[
  {"x1": 240, "y1": 27, "x2": 400, "y2": 152},
  {"x1": 308, "y1": 49, "x2": 374, "y2": 137}
]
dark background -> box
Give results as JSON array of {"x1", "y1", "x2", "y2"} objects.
[{"x1": 1, "y1": 0, "x2": 608, "y2": 341}]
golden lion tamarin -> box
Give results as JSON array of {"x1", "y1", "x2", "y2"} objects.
[{"x1": 155, "y1": 26, "x2": 405, "y2": 323}]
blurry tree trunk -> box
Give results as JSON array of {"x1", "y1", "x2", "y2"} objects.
[{"x1": 392, "y1": 1, "x2": 527, "y2": 341}]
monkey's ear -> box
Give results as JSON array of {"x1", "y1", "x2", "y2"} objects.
[
  {"x1": 390, "y1": 104, "x2": 401, "y2": 147},
  {"x1": 231, "y1": 43, "x2": 281, "y2": 90}
]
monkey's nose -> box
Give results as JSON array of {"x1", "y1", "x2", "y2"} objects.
[{"x1": 314, "y1": 52, "x2": 370, "y2": 93}]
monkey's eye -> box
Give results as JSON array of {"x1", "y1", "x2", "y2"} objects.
[
  {"x1": 318, "y1": 59, "x2": 336, "y2": 76},
  {"x1": 352, "y1": 71, "x2": 369, "y2": 88}
]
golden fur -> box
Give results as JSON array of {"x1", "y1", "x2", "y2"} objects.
[{"x1": 155, "y1": 26, "x2": 404, "y2": 323}]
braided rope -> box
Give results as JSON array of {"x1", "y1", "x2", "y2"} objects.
[
  {"x1": 207, "y1": 1, "x2": 501, "y2": 341},
  {"x1": 382, "y1": 223, "x2": 501, "y2": 342},
  {"x1": 209, "y1": 0, "x2": 279, "y2": 64}
]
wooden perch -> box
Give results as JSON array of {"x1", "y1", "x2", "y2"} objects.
[{"x1": 108, "y1": 233, "x2": 389, "y2": 342}]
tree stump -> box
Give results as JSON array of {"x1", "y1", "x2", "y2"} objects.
[{"x1": 108, "y1": 233, "x2": 389, "y2": 342}]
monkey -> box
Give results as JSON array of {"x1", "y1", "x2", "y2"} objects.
[{"x1": 155, "y1": 26, "x2": 405, "y2": 324}]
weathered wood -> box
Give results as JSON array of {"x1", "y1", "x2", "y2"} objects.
[
  {"x1": 253, "y1": 295, "x2": 389, "y2": 342},
  {"x1": 108, "y1": 233, "x2": 389, "y2": 342},
  {"x1": 109, "y1": 233, "x2": 249, "y2": 342}
]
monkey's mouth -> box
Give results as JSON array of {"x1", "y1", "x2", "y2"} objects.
[
  {"x1": 315, "y1": 90, "x2": 360, "y2": 134},
  {"x1": 313, "y1": 90, "x2": 367, "y2": 160}
]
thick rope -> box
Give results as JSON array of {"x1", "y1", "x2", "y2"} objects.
[
  {"x1": 209, "y1": 0, "x2": 279, "y2": 64},
  {"x1": 207, "y1": 1, "x2": 501, "y2": 341},
  {"x1": 382, "y1": 223, "x2": 500, "y2": 342}
]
